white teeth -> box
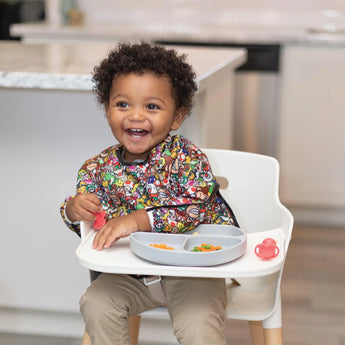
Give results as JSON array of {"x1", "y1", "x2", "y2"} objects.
[
  {"x1": 127, "y1": 128, "x2": 147, "y2": 137},
  {"x1": 128, "y1": 129, "x2": 144, "y2": 133}
]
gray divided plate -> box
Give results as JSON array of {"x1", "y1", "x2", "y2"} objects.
[{"x1": 130, "y1": 224, "x2": 247, "y2": 266}]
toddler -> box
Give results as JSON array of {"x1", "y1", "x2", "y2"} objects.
[{"x1": 60, "y1": 42, "x2": 238, "y2": 345}]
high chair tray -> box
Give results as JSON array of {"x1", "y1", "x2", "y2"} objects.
[
  {"x1": 76, "y1": 224, "x2": 285, "y2": 278},
  {"x1": 130, "y1": 225, "x2": 247, "y2": 266}
]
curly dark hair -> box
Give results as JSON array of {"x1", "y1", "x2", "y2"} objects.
[{"x1": 92, "y1": 42, "x2": 198, "y2": 115}]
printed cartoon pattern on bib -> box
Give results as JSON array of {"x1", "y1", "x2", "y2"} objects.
[{"x1": 61, "y1": 135, "x2": 236, "y2": 234}]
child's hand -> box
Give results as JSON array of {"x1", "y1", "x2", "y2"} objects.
[
  {"x1": 66, "y1": 193, "x2": 102, "y2": 223},
  {"x1": 92, "y1": 209, "x2": 150, "y2": 251}
]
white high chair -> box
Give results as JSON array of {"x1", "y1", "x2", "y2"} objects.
[{"x1": 80, "y1": 149, "x2": 294, "y2": 345}]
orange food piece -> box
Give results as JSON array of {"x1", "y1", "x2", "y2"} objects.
[
  {"x1": 150, "y1": 243, "x2": 175, "y2": 250},
  {"x1": 192, "y1": 244, "x2": 222, "y2": 252}
]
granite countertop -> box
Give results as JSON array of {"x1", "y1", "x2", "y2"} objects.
[{"x1": 0, "y1": 41, "x2": 246, "y2": 90}]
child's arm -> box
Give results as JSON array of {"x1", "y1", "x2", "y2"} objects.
[
  {"x1": 92, "y1": 208, "x2": 151, "y2": 251},
  {"x1": 60, "y1": 156, "x2": 104, "y2": 234},
  {"x1": 145, "y1": 137, "x2": 237, "y2": 233}
]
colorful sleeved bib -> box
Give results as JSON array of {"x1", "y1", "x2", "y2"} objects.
[{"x1": 60, "y1": 134, "x2": 237, "y2": 234}]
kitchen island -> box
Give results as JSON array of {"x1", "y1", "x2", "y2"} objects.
[
  {"x1": 0, "y1": 41, "x2": 246, "y2": 148},
  {"x1": 0, "y1": 41, "x2": 246, "y2": 340}
]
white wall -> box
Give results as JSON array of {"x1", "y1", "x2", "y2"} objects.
[
  {"x1": 45, "y1": 0, "x2": 345, "y2": 28},
  {"x1": 75, "y1": 0, "x2": 345, "y2": 28}
]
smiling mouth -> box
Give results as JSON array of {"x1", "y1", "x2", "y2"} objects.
[{"x1": 126, "y1": 128, "x2": 149, "y2": 137}]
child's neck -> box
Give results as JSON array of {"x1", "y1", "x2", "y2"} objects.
[{"x1": 121, "y1": 147, "x2": 149, "y2": 165}]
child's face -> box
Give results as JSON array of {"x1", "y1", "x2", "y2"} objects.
[{"x1": 105, "y1": 72, "x2": 186, "y2": 162}]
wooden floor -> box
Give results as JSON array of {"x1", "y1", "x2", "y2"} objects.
[
  {"x1": 0, "y1": 225, "x2": 344, "y2": 345},
  {"x1": 224, "y1": 225, "x2": 345, "y2": 345}
]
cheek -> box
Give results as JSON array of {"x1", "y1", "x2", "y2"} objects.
[{"x1": 107, "y1": 115, "x2": 119, "y2": 128}]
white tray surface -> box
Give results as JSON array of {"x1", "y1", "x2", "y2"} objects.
[{"x1": 76, "y1": 227, "x2": 285, "y2": 278}]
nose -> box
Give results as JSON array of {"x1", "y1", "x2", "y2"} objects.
[{"x1": 128, "y1": 107, "x2": 145, "y2": 121}]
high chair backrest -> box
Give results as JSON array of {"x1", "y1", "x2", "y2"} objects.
[{"x1": 203, "y1": 149, "x2": 293, "y2": 252}]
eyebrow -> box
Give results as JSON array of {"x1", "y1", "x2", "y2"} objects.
[
  {"x1": 110, "y1": 95, "x2": 167, "y2": 105},
  {"x1": 111, "y1": 94, "x2": 127, "y2": 101},
  {"x1": 148, "y1": 97, "x2": 167, "y2": 105}
]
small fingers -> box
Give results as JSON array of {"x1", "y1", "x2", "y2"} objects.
[
  {"x1": 92, "y1": 225, "x2": 118, "y2": 251},
  {"x1": 78, "y1": 194, "x2": 102, "y2": 214},
  {"x1": 77, "y1": 207, "x2": 97, "y2": 222},
  {"x1": 68, "y1": 194, "x2": 102, "y2": 222}
]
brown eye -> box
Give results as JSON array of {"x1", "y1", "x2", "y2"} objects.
[
  {"x1": 147, "y1": 103, "x2": 159, "y2": 110},
  {"x1": 116, "y1": 102, "x2": 129, "y2": 108}
]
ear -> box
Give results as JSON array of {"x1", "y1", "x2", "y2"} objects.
[{"x1": 171, "y1": 108, "x2": 187, "y2": 131}]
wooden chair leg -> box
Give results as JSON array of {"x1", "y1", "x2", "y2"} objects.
[
  {"x1": 263, "y1": 327, "x2": 283, "y2": 345},
  {"x1": 128, "y1": 315, "x2": 141, "y2": 345},
  {"x1": 81, "y1": 315, "x2": 141, "y2": 345},
  {"x1": 249, "y1": 321, "x2": 265, "y2": 345},
  {"x1": 82, "y1": 330, "x2": 92, "y2": 345}
]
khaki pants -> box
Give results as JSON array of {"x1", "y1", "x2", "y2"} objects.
[{"x1": 80, "y1": 273, "x2": 227, "y2": 345}]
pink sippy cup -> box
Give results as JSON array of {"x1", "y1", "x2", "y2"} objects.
[{"x1": 255, "y1": 238, "x2": 279, "y2": 260}]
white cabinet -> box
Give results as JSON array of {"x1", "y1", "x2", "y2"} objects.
[{"x1": 278, "y1": 45, "x2": 345, "y2": 219}]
